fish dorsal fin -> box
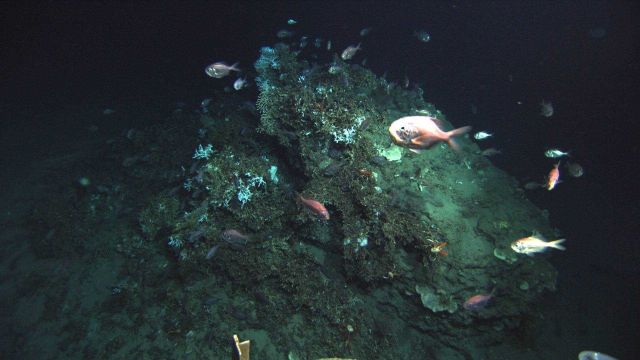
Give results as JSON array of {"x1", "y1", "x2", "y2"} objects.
[
  {"x1": 430, "y1": 117, "x2": 446, "y2": 129},
  {"x1": 531, "y1": 230, "x2": 546, "y2": 240}
]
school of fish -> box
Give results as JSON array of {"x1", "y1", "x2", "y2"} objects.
[{"x1": 200, "y1": 19, "x2": 586, "y2": 320}]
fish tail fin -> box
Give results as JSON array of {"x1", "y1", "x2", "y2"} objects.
[
  {"x1": 230, "y1": 62, "x2": 241, "y2": 71},
  {"x1": 549, "y1": 239, "x2": 566, "y2": 250},
  {"x1": 446, "y1": 126, "x2": 472, "y2": 152}
]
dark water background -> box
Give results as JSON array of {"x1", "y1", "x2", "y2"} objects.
[{"x1": 2, "y1": 1, "x2": 639, "y2": 357}]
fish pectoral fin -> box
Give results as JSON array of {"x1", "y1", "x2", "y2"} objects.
[
  {"x1": 409, "y1": 148, "x2": 423, "y2": 154},
  {"x1": 410, "y1": 135, "x2": 431, "y2": 146}
]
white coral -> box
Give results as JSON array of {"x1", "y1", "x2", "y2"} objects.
[{"x1": 193, "y1": 144, "x2": 214, "y2": 160}]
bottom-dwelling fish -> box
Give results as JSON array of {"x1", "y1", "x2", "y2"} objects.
[
  {"x1": 298, "y1": 194, "x2": 330, "y2": 220},
  {"x1": 221, "y1": 229, "x2": 250, "y2": 248},
  {"x1": 430, "y1": 242, "x2": 448, "y2": 256},
  {"x1": 463, "y1": 288, "x2": 495, "y2": 311}
]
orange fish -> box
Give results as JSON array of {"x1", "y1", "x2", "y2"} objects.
[
  {"x1": 511, "y1": 234, "x2": 566, "y2": 256},
  {"x1": 388, "y1": 116, "x2": 471, "y2": 153},
  {"x1": 463, "y1": 290, "x2": 495, "y2": 311},
  {"x1": 298, "y1": 195, "x2": 330, "y2": 220},
  {"x1": 431, "y1": 242, "x2": 448, "y2": 256},
  {"x1": 547, "y1": 162, "x2": 561, "y2": 190}
]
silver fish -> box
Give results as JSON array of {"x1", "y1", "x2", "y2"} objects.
[
  {"x1": 233, "y1": 77, "x2": 247, "y2": 91},
  {"x1": 473, "y1": 131, "x2": 493, "y2": 140},
  {"x1": 276, "y1": 30, "x2": 293, "y2": 38},
  {"x1": 540, "y1": 100, "x2": 553, "y2": 117},
  {"x1": 205, "y1": 62, "x2": 240, "y2": 79},
  {"x1": 206, "y1": 244, "x2": 220, "y2": 259},
  {"x1": 341, "y1": 43, "x2": 361, "y2": 60},
  {"x1": 414, "y1": 30, "x2": 431, "y2": 42},
  {"x1": 545, "y1": 149, "x2": 570, "y2": 158},
  {"x1": 360, "y1": 27, "x2": 372, "y2": 37}
]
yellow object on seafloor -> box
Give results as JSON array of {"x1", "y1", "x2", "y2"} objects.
[{"x1": 232, "y1": 334, "x2": 250, "y2": 360}]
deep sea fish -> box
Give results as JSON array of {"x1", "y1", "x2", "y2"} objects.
[
  {"x1": 328, "y1": 65, "x2": 342, "y2": 74},
  {"x1": 298, "y1": 194, "x2": 330, "y2": 220},
  {"x1": 547, "y1": 162, "x2": 561, "y2": 190},
  {"x1": 322, "y1": 161, "x2": 343, "y2": 177},
  {"x1": 430, "y1": 242, "x2": 448, "y2": 256},
  {"x1": 205, "y1": 62, "x2": 240, "y2": 78},
  {"x1": 565, "y1": 161, "x2": 584, "y2": 177},
  {"x1": 473, "y1": 131, "x2": 492, "y2": 140},
  {"x1": 188, "y1": 229, "x2": 206, "y2": 243},
  {"x1": 205, "y1": 244, "x2": 220, "y2": 259},
  {"x1": 481, "y1": 148, "x2": 501, "y2": 157},
  {"x1": 102, "y1": 108, "x2": 116, "y2": 115},
  {"x1": 463, "y1": 289, "x2": 495, "y2": 311},
  {"x1": 511, "y1": 233, "x2": 566, "y2": 255},
  {"x1": 326, "y1": 40, "x2": 332, "y2": 51},
  {"x1": 276, "y1": 29, "x2": 294, "y2": 38},
  {"x1": 578, "y1": 350, "x2": 618, "y2": 360},
  {"x1": 540, "y1": 100, "x2": 554, "y2": 117},
  {"x1": 545, "y1": 149, "x2": 570, "y2": 158},
  {"x1": 221, "y1": 229, "x2": 250, "y2": 247},
  {"x1": 125, "y1": 128, "x2": 136, "y2": 140},
  {"x1": 200, "y1": 98, "x2": 212, "y2": 108},
  {"x1": 370, "y1": 156, "x2": 387, "y2": 166},
  {"x1": 233, "y1": 77, "x2": 247, "y2": 91},
  {"x1": 414, "y1": 30, "x2": 431, "y2": 42},
  {"x1": 388, "y1": 116, "x2": 471, "y2": 153},
  {"x1": 523, "y1": 181, "x2": 543, "y2": 190},
  {"x1": 299, "y1": 36, "x2": 309, "y2": 48},
  {"x1": 287, "y1": 19, "x2": 297, "y2": 25},
  {"x1": 360, "y1": 27, "x2": 372, "y2": 37},
  {"x1": 341, "y1": 43, "x2": 361, "y2": 60}
]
